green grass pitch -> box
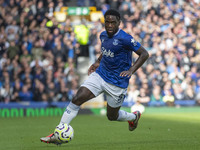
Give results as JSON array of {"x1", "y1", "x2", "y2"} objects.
[{"x1": 0, "y1": 107, "x2": 200, "y2": 150}]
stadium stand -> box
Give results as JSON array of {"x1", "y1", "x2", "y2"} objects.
[{"x1": 0, "y1": 0, "x2": 200, "y2": 108}]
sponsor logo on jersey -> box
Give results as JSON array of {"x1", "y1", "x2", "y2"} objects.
[
  {"x1": 131, "y1": 38, "x2": 137, "y2": 46},
  {"x1": 101, "y1": 39, "x2": 104, "y2": 43},
  {"x1": 102, "y1": 47, "x2": 114, "y2": 57},
  {"x1": 113, "y1": 39, "x2": 118, "y2": 45}
]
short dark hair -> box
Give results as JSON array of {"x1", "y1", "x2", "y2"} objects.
[{"x1": 104, "y1": 9, "x2": 121, "y2": 20}]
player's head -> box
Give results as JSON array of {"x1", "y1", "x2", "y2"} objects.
[{"x1": 104, "y1": 9, "x2": 121, "y2": 37}]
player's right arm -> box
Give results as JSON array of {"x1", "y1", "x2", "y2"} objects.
[
  {"x1": 88, "y1": 54, "x2": 103, "y2": 75},
  {"x1": 120, "y1": 33, "x2": 149, "y2": 78},
  {"x1": 120, "y1": 46, "x2": 149, "y2": 77}
]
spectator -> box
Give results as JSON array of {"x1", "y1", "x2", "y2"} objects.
[
  {"x1": 55, "y1": 1, "x2": 64, "y2": 12},
  {"x1": 150, "y1": 85, "x2": 165, "y2": 106},
  {"x1": 194, "y1": 79, "x2": 200, "y2": 94},
  {"x1": 18, "y1": 85, "x2": 33, "y2": 102},
  {"x1": 7, "y1": 40, "x2": 19, "y2": 60},
  {"x1": 89, "y1": 28, "x2": 98, "y2": 64},
  {"x1": 57, "y1": 78, "x2": 69, "y2": 102},
  {"x1": 0, "y1": 82, "x2": 13, "y2": 103},
  {"x1": 52, "y1": 40, "x2": 66, "y2": 62},
  {"x1": 46, "y1": 81, "x2": 57, "y2": 102},
  {"x1": 173, "y1": 83, "x2": 185, "y2": 100},
  {"x1": 5, "y1": 20, "x2": 19, "y2": 41},
  {"x1": 120, "y1": 3, "x2": 131, "y2": 23},
  {"x1": 163, "y1": 90, "x2": 175, "y2": 107},
  {"x1": 33, "y1": 66, "x2": 46, "y2": 83},
  {"x1": 126, "y1": 85, "x2": 139, "y2": 103},
  {"x1": 36, "y1": 1, "x2": 46, "y2": 23},
  {"x1": 31, "y1": 40, "x2": 44, "y2": 60},
  {"x1": 11, "y1": 78, "x2": 22, "y2": 102},
  {"x1": 19, "y1": 47, "x2": 32, "y2": 65},
  {"x1": 184, "y1": 84, "x2": 195, "y2": 100},
  {"x1": 137, "y1": 88, "x2": 150, "y2": 106},
  {"x1": 46, "y1": 1, "x2": 55, "y2": 18}
]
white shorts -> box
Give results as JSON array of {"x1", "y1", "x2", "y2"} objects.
[{"x1": 81, "y1": 72, "x2": 127, "y2": 108}]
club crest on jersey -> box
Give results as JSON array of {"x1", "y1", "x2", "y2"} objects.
[
  {"x1": 113, "y1": 39, "x2": 118, "y2": 46},
  {"x1": 131, "y1": 38, "x2": 137, "y2": 46},
  {"x1": 101, "y1": 39, "x2": 104, "y2": 43}
]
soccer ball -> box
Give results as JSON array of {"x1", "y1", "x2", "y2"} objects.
[{"x1": 54, "y1": 123, "x2": 74, "y2": 143}]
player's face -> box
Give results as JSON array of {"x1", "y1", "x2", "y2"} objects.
[{"x1": 105, "y1": 15, "x2": 120, "y2": 37}]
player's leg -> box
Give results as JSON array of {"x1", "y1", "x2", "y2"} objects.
[
  {"x1": 106, "y1": 99, "x2": 136, "y2": 122},
  {"x1": 106, "y1": 101, "x2": 141, "y2": 131},
  {"x1": 104, "y1": 82, "x2": 141, "y2": 131},
  {"x1": 40, "y1": 72, "x2": 103, "y2": 144},
  {"x1": 60, "y1": 86, "x2": 95, "y2": 124},
  {"x1": 40, "y1": 87, "x2": 95, "y2": 144},
  {"x1": 60, "y1": 72, "x2": 103, "y2": 125},
  {"x1": 106, "y1": 104, "x2": 121, "y2": 120}
]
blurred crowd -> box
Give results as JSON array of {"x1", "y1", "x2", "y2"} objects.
[{"x1": 0, "y1": 0, "x2": 200, "y2": 106}]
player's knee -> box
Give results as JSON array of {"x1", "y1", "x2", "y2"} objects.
[
  {"x1": 107, "y1": 114, "x2": 118, "y2": 121},
  {"x1": 71, "y1": 87, "x2": 95, "y2": 106},
  {"x1": 72, "y1": 96, "x2": 81, "y2": 106}
]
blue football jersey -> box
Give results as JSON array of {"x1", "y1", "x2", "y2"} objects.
[{"x1": 95, "y1": 29, "x2": 141, "y2": 88}]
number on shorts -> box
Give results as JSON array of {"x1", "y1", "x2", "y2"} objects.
[{"x1": 116, "y1": 94, "x2": 125, "y2": 104}]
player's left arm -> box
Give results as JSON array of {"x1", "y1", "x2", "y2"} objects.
[{"x1": 120, "y1": 45, "x2": 149, "y2": 77}]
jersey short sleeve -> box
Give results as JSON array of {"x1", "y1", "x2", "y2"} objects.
[{"x1": 123, "y1": 34, "x2": 141, "y2": 52}]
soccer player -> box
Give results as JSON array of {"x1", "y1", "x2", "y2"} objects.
[{"x1": 40, "y1": 9, "x2": 149, "y2": 144}]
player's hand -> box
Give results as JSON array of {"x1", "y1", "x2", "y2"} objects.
[
  {"x1": 120, "y1": 70, "x2": 132, "y2": 78},
  {"x1": 88, "y1": 62, "x2": 100, "y2": 75}
]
